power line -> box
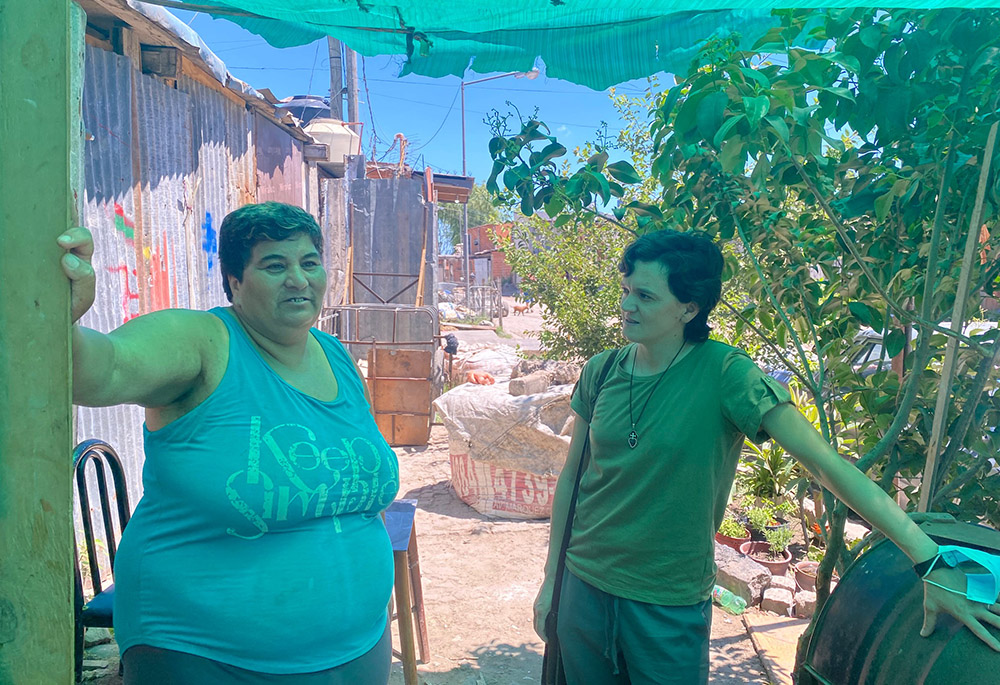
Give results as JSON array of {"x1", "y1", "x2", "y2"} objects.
[
  {"x1": 409, "y1": 86, "x2": 461, "y2": 151},
  {"x1": 361, "y1": 56, "x2": 387, "y2": 155},
  {"x1": 305, "y1": 41, "x2": 321, "y2": 97}
]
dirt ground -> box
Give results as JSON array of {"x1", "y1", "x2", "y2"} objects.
[{"x1": 385, "y1": 424, "x2": 770, "y2": 685}]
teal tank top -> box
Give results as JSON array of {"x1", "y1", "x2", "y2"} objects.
[{"x1": 113, "y1": 307, "x2": 400, "y2": 673}]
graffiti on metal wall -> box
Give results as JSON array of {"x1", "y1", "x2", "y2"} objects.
[
  {"x1": 203, "y1": 211, "x2": 218, "y2": 270},
  {"x1": 149, "y1": 232, "x2": 177, "y2": 312},
  {"x1": 109, "y1": 203, "x2": 140, "y2": 323},
  {"x1": 108, "y1": 202, "x2": 179, "y2": 321}
]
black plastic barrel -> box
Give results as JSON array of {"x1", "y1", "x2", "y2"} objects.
[{"x1": 800, "y1": 520, "x2": 1000, "y2": 684}]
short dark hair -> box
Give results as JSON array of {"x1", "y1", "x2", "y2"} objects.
[
  {"x1": 618, "y1": 229, "x2": 723, "y2": 343},
  {"x1": 219, "y1": 202, "x2": 323, "y2": 301}
]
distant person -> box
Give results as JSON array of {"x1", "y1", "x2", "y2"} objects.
[
  {"x1": 60, "y1": 202, "x2": 399, "y2": 684},
  {"x1": 536, "y1": 229, "x2": 1000, "y2": 684}
]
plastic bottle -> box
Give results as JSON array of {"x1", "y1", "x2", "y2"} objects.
[{"x1": 712, "y1": 585, "x2": 747, "y2": 615}]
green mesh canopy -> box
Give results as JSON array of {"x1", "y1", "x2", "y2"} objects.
[{"x1": 145, "y1": 2, "x2": 999, "y2": 88}]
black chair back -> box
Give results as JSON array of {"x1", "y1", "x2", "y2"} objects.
[{"x1": 73, "y1": 439, "x2": 131, "y2": 597}]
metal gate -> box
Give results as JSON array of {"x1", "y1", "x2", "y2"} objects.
[{"x1": 318, "y1": 304, "x2": 442, "y2": 446}]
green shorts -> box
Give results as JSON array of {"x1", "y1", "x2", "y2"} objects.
[{"x1": 556, "y1": 570, "x2": 712, "y2": 685}]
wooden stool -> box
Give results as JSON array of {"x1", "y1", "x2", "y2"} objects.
[{"x1": 385, "y1": 499, "x2": 430, "y2": 685}]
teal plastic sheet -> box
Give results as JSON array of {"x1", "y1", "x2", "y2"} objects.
[{"x1": 143, "y1": 1, "x2": 1000, "y2": 88}]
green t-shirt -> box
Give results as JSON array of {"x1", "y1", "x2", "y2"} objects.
[{"x1": 567, "y1": 340, "x2": 791, "y2": 606}]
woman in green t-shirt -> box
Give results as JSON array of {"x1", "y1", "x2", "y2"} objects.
[{"x1": 535, "y1": 229, "x2": 999, "y2": 684}]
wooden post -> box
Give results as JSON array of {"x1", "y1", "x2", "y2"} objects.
[
  {"x1": 0, "y1": 1, "x2": 84, "y2": 682},
  {"x1": 918, "y1": 120, "x2": 999, "y2": 512}
]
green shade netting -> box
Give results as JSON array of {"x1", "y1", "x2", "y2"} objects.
[{"x1": 147, "y1": 1, "x2": 999, "y2": 88}]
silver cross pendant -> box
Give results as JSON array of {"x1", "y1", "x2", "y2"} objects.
[{"x1": 628, "y1": 430, "x2": 638, "y2": 449}]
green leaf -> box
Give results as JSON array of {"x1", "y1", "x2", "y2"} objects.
[
  {"x1": 488, "y1": 137, "x2": 505, "y2": 158},
  {"x1": 674, "y1": 89, "x2": 711, "y2": 136},
  {"x1": 848, "y1": 302, "x2": 872, "y2": 326},
  {"x1": 719, "y1": 139, "x2": 746, "y2": 175},
  {"x1": 520, "y1": 190, "x2": 534, "y2": 216},
  {"x1": 739, "y1": 67, "x2": 771, "y2": 89},
  {"x1": 713, "y1": 114, "x2": 747, "y2": 149},
  {"x1": 624, "y1": 201, "x2": 663, "y2": 219},
  {"x1": 606, "y1": 160, "x2": 642, "y2": 185},
  {"x1": 588, "y1": 150, "x2": 609, "y2": 171},
  {"x1": 658, "y1": 85, "x2": 683, "y2": 122},
  {"x1": 743, "y1": 95, "x2": 770, "y2": 128},
  {"x1": 554, "y1": 214, "x2": 572, "y2": 227},
  {"x1": 859, "y1": 25, "x2": 882, "y2": 49},
  {"x1": 884, "y1": 329, "x2": 906, "y2": 358},
  {"x1": 595, "y1": 172, "x2": 611, "y2": 204},
  {"x1": 486, "y1": 160, "x2": 504, "y2": 194},
  {"x1": 874, "y1": 191, "x2": 893, "y2": 223},
  {"x1": 543, "y1": 194, "x2": 565, "y2": 217},
  {"x1": 765, "y1": 115, "x2": 790, "y2": 143},
  {"x1": 817, "y1": 86, "x2": 855, "y2": 103},
  {"x1": 538, "y1": 142, "x2": 567, "y2": 166},
  {"x1": 697, "y1": 91, "x2": 730, "y2": 141}
]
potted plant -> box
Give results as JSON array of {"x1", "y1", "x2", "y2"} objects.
[
  {"x1": 715, "y1": 515, "x2": 751, "y2": 550},
  {"x1": 741, "y1": 526, "x2": 794, "y2": 576},
  {"x1": 794, "y1": 547, "x2": 838, "y2": 592},
  {"x1": 746, "y1": 505, "x2": 775, "y2": 542}
]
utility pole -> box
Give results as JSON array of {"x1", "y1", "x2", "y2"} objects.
[
  {"x1": 345, "y1": 47, "x2": 359, "y2": 124},
  {"x1": 0, "y1": 1, "x2": 82, "y2": 682},
  {"x1": 327, "y1": 37, "x2": 344, "y2": 120}
]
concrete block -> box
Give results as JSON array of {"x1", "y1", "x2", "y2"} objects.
[
  {"x1": 795, "y1": 590, "x2": 817, "y2": 618},
  {"x1": 715, "y1": 541, "x2": 771, "y2": 606},
  {"x1": 84, "y1": 627, "x2": 112, "y2": 647},
  {"x1": 508, "y1": 370, "x2": 552, "y2": 396},
  {"x1": 761, "y1": 587, "x2": 794, "y2": 616},
  {"x1": 769, "y1": 574, "x2": 796, "y2": 594}
]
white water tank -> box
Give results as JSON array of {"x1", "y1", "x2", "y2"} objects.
[{"x1": 304, "y1": 118, "x2": 360, "y2": 163}]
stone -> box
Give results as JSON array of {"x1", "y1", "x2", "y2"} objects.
[
  {"x1": 769, "y1": 574, "x2": 796, "y2": 594},
  {"x1": 508, "y1": 370, "x2": 552, "y2": 396},
  {"x1": 511, "y1": 359, "x2": 581, "y2": 385},
  {"x1": 795, "y1": 590, "x2": 818, "y2": 618},
  {"x1": 84, "y1": 627, "x2": 112, "y2": 647},
  {"x1": 843, "y1": 521, "x2": 870, "y2": 545},
  {"x1": 761, "y1": 587, "x2": 794, "y2": 616},
  {"x1": 85, "y1": 642, "x2": 120, "y2": 661},
  {"x1": 82, "y1": 659, "x2": 110, "y2": 671},
  {"x1": 715, "y1": 541, "x2": 771, "y2": 606}
]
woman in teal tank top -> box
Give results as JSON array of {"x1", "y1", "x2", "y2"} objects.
[{"x1": 59, "y1": 202, "x2": 400, "y2": 683}]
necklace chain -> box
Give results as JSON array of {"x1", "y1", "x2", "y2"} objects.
[{"x1": 628, "y1": 342, "x2": 685, "y2": 449}]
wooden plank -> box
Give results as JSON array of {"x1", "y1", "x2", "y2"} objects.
[
  {"x1": 0, "y1": 2, "x2": 83, "y2": 682},
  {"x1": 372, "y1": 349, "x2": 432, "y2": 378},
  {"x1": 393, "y1": 416, "x2": 432, "y2": 447},
  {"x1": 373, "y1": 380, "x2": 431, "y2": 414}
]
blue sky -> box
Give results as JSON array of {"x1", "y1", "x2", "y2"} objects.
[{"x1": 170, "y1": 9, "x2": 664, "y2": 185}]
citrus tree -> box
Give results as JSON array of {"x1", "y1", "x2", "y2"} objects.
[{"x1": 487, "y1": 8, "x2": 1000, "y2": 672}]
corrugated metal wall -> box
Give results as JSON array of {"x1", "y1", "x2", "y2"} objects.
[
  {"x1": 321, "y1": 178, "x2": 350, "y2": 308},
  {"x1": 74, "y1": 45, "x2": 314, "y2": 515},
  {"x1": 348, "y1": 177, "x2": 434, "y2": 307},
  {"x1": 255, "y1": 112, "x2": 304, "y2": 205}
]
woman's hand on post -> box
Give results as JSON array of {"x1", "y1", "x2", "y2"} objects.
[
  {"x1": 533, "y1": 578, "x2": 554, "y2": 642},
  {"x1": 58, "y1": 227, "x2": 95, "y2": 323},
  {"x1": 920, "y1": 565, "x2": 1000, "y2": 651}
]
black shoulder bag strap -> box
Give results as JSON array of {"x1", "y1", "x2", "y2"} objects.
[{"x1": 542, "y1": 349, "x2": 620, "y2": 682}]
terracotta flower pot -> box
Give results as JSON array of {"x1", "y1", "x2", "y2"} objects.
[
  {"x1": 740, "y1": 541, "x2": 792, "y2": 576},
  {"x1": 793, "y1": 560, "x2": 839, "y2": 593},
  {"x1": 715, "y1": 528, "x2": 751, "y2": 551},
  {"x1": 793, "y1": 560, "x2": 819, "y2": 592}
]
